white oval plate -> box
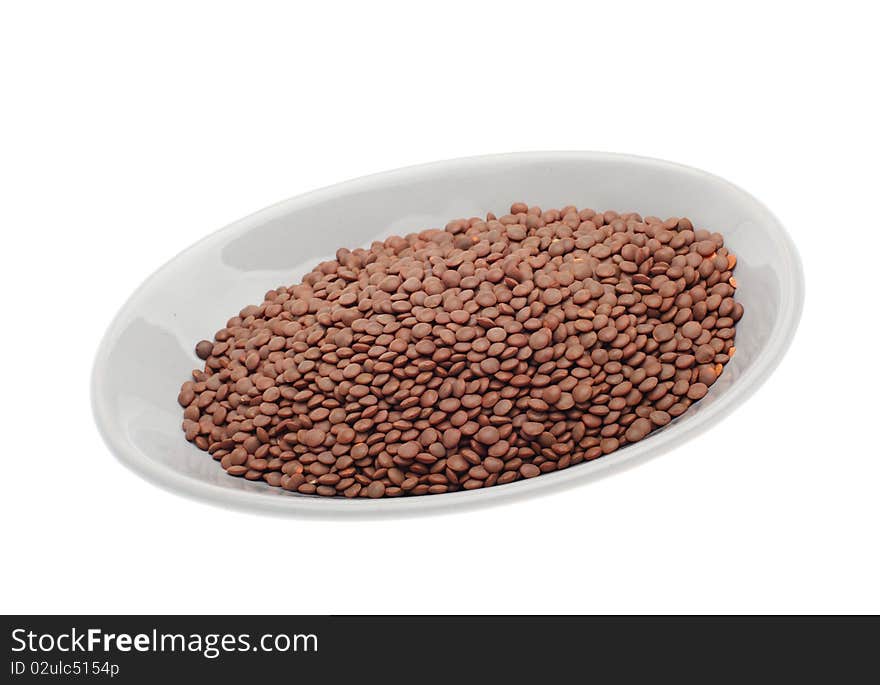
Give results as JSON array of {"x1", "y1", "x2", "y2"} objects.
[{"x1": 92, "y1": 152, "x2": 804, "y2": 518}]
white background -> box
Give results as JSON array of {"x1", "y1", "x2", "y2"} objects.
[{"x1": 2, "y1": 1, "x2": 878, "y2": 614}]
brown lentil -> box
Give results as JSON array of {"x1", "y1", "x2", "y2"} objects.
[{"x1": 180, "y1": 203, "x2": 741, "y2": 498}]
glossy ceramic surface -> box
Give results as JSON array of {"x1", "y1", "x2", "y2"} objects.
[{"x1": 92, "y1": 152, "x2": 804, "y2": 517}]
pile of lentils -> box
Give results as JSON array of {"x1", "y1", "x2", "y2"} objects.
[{"x1": 178, "y1": 203, "x2": 742, "y2": 498}]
